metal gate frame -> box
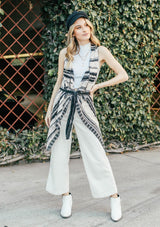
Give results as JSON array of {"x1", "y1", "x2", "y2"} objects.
[
  {"x1": 151, "y1": 54, "x2": 160, "y2": 122},
  {"x1": 0, "y1": 0, "x2": 46, "y2": 133}
]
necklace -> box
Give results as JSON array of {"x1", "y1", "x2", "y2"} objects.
[
  {"x1": 78, "y1": 51, "x2": 90, "y2": 60},
  {"x1": 78, "y1": 50, "x2": 90, "y2": 66}
]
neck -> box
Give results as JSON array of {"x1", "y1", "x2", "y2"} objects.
[{"x1": 78, "y1": 40, "x2": 90, "y2": 46}]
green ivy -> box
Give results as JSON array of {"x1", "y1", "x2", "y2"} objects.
[
  {"x1": 41, "y1": 0, "x2": 160, "y2": 150},
  {"x1": 0, "y1": 126, "x2": 48, "y2": 161}
]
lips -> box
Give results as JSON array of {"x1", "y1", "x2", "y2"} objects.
[{"x1": 83, "y1": 33, "x2": 89, "y2": 36}]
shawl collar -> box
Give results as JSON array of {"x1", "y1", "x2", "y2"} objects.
[{"x1": 46, "y1": 43, "x2": 104, "y2": 152}]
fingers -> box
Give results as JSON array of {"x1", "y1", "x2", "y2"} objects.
[
  {"x1": 45, "y1": 115, "x2": 51, "y2": 128},
  {"x1": 47, "y1": 118, "x2": 51, "y2": 127},
  {"x1": 45, "y1": 118, "x2": 48, "y2": 128},
  {"x1": 46, "y1": 119, "x2": 49, "y2": 128},
  {"x1": 90, "y1": 91, "x2": 93, "y2": 101}
]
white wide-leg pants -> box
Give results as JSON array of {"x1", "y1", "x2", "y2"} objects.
[{"x1": 45, "y1": 109, "x2": 118, "y2": 198}]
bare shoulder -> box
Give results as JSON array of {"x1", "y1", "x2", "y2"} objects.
[
  {"x1": 59, "y1": 47, "x2": 67, "y2": 57},
  {"x1": 98, "y1": 45, "x2": 111, "y2": 56},
  {"x1": 58, "y1": 47, "x2": 67, "y2": 66},
  {"x1": 97, "y1": 45, "x2": 112, "y2": 66}
]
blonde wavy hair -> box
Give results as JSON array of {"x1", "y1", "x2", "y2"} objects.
[{"x1": 65, "y1": 18, "x2": 100, "y2": 67}]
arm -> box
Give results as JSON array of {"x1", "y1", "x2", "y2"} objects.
[
  {"x1": 90, "y1": 45, "x2": 129, "y2": 99},
  {"x1": 45, "y1": 48, "x2": 66, "y2": 127}
]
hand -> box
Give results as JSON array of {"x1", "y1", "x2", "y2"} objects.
[
  {"x1": 90, "y1": 84, "x2": 99, "y2": 100},
  {"x1": 45, "y1": 112, "x2": 51, "y2": 128}
]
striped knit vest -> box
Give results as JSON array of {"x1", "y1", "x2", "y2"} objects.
[{"x1": 46, "y1": 43, "x2": 105, "y2": 151}]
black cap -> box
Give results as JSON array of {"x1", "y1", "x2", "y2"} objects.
[{"x1": 66, "y1": 11, "x2": 88, "y2": 31}]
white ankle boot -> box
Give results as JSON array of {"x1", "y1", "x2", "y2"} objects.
[
  {"x1": 110, "y1": 194, "x2": 122, "y2": 222},
  {"x1": 60, "y1": 192, "x2": 72, "y2": 218}
]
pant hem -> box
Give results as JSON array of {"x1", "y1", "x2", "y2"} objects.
[
  {"x1": 91, "y1": 191, "x2": 118, "y2": 199},
  {"x1": 46, "y1": 188, "x2": 69, "y2": 196}
]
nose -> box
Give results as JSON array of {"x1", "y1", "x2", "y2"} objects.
[{"x1": 82, "y1": 26, "x2": 87, "y2": 32}]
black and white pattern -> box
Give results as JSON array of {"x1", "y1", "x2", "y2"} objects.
[{"x1": 46, "y1": 43, "x2": 105, "y2": 151}]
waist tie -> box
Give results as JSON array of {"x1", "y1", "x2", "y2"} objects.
[{"x1": 60, "y1": 87, "x2": 90, "y2": 140}]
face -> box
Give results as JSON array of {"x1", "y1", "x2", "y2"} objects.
[{"x1": 73, "y1": 18, "x2": 91, "y2": 43}]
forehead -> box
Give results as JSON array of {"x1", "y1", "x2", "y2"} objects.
[{"x1": 74, "y1": 18, "x2": 87, "y2": 26}]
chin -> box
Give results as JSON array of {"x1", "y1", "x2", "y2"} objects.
[{"x1": 81, "y1": 36, "x2": 90, "y2": 41}]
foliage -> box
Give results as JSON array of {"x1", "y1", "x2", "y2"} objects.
[
  {"x1": 41, "y1": 0, "x2": 160, "y2": 149},
  {"x1": 0, "y1": 126, "x2": 48, "y2": 162}
]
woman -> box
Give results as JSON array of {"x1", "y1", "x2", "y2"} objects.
[{"x1": 45, "y1": 10, "x2": 128, "y2": 222}]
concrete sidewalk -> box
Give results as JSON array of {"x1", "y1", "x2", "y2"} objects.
[{"x1": 0, "y1": 148, "x2": 160, "y2": 227}]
